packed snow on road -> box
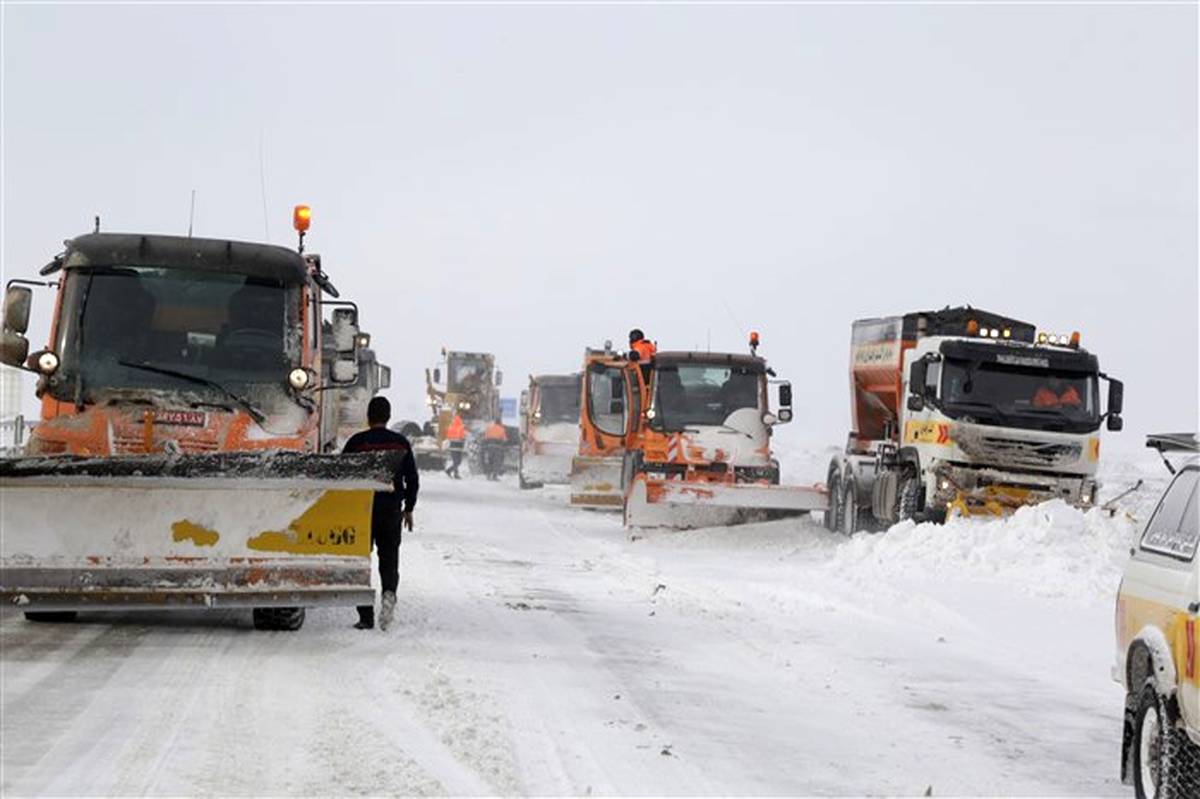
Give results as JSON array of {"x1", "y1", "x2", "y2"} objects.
[{"x1": 0, "y1": 447, "x2": 1169, "y2": 796}]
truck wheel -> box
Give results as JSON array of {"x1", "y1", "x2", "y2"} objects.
[
  {"x1": 24, "y1": 611, "x2": 78, "y2": 623},
  {"x1": 1132, "y1": 682, "x2": 1199, "y2": 798},
  {"x1": 898, "y1": 478, "x2": 923, "y2": 522},
  {"x1": 840, "y1": 479, "x2": 860, "y2": 536},
  {"x1": 824, "y1": 474, "x2": 842, "y2": 532},
  {"x1": 252, "y1": 607, "x2": 306, "y2": 631}
]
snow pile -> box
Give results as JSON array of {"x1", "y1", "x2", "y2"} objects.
[{"x1": 831, "y1": 500, "x2": 1138, "y2": 603}]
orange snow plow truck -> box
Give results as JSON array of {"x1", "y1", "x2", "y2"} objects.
[
  {"x1": 0, "y1": 208, "x2": 396, "y2": 630},
  {"x1": 622, "y1": 333, "x2": 827, "y2": 529}
]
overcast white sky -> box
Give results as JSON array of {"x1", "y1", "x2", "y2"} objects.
[{"x1": 2, "y1": 3, "x2": 1196, "y2": 453}]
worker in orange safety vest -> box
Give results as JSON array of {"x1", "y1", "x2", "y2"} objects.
[{"x1": 445, "y1": 412, "x2": 467, "y2": 479}]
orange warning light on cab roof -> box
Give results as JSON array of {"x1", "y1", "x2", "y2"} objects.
[
  {"x1": 966, "y1": 319, "x2": 980, "y2": 336},
  {"x1": 293, "y1": 204, "x2": 312, "y2": 232},
  {"x1": 750, "y1": 331, "x2": 760, "y2": 346}
]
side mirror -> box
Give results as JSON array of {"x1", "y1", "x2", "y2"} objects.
[
  {"x1": 0, "y1": 329, "x2": 29, "y2": 368},
  {"x1": 907, "y1": 395, "x2": 925, "y2": 412},
  {"x1": 332, "y1": 355, "x2": 359, "y2": 385},
  {"x1": 378, "y1": 365, "x2": 391, "y2": 389},
  {"x1": 1107, "y1": 378, "x2": 1124, "y2": 416},
  {"x1": 433, "y1": 368, "x2": 442, "y2": 384},
  {"x1": 909, "y1": 358, "x2": 928, "y2": 397},
  {"x1": 329, "y1": 307, "x2": 359, "y2": 353},
  {"x1": 495, "y1": 370, "x2": 503, "y2": 387},
  {"x1": 1107, "y1": 414, "x2": 1124, "y2": 432},
  {"x1": 3, "y1": 286, "x2": 32, "y2": 334},
  {"x1": 778, "y1": 382, "x2": 793, "y2": 408}
]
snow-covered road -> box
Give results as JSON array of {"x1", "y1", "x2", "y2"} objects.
[{"x1": 2, "y1": 461, "x2": 1158, "y2": 796}]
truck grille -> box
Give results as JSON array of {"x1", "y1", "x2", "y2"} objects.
[
  {"x1": 112, "y1": 435, "x2": 221, "y2": 454},
  {"x1": 956, "y1": 435, "x2": 1082, "y2": 469}
]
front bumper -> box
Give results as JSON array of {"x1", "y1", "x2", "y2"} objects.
[{"x1": 930, "y1": 462, "x2": 1098, "y2": 516}]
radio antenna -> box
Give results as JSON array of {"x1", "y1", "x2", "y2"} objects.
[
  {"x1": 259, "y1": 127, "x2": 270, "y2": 241},
  {"x1": 187, "y1": 189, "x2": 196, "y2": 237}
]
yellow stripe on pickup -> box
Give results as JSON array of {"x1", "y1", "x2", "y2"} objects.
[{"x1": 1118, "y1": 592, "x2": 1200, "y2": 688}]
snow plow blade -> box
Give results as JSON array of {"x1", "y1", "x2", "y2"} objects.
[
  {"x1": 0, "y1": 451, "x2": 395, "y2": 611},
  {"x1": 624, "y1": 474, "x2": 829, "y2": 530},
  {"x1": 569, "y1": 455, "x2": 624, "y2": 508}
]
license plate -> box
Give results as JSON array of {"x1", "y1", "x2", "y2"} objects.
[{"x1": 153, "y1": 410, "x2": 207, "y2": 427}]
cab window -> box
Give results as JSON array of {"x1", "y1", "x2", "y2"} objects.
[
  {"x1": 587, "y1": 364, "x2": 627, "y2": 437},
  {"x1": 1140, "y1": 467, "x2": 1200, "y2": 560}
]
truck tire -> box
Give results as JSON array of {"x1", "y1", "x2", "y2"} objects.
[
  {"x1": 24, "y1": 611, "x2": 78, "y2": 623},
  {"x1": 1132, "y1": 681, "x2": 1200, "y2": 799},
  {"x1": 824, "y1": 474, "x2": 842, "y2": 532},
  {"x1": 253, "y1": 607, "x2": 306, "y2": 632},
  {"x1": 898, "y1": 478, "x2": 923, "y2": 522},
  {"x1": 841, "y1": 479, "x2": 860, "y2": 536}
]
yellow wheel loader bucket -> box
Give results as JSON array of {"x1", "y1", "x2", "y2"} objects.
[{"x1": 0, "y1": 452, "x2": 394, "y2": 611}]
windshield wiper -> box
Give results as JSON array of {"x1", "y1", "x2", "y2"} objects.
[{"x1": 117, "y1": 360, "x2": 267, "y2": 424}]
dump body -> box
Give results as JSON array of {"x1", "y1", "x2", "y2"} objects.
[
  {"x1": 519, "y1": 372, "x2": 581, "y2": 487},
  {"x1": 828, "y1": 306, "x2": 1122, "y2": 530}
]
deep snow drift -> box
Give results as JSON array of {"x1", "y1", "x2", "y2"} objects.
[{"x1": 0, "y1": 448, "x2": 1170, "y2": 796}]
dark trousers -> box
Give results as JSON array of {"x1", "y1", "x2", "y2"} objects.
[
  {"x1": 357, "y1": 505, "x2": 402, "y2": 626},
  {"x1": 447, "y1": 441, "x2": 465, "y2": 477}
]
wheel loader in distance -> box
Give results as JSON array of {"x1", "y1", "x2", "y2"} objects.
[
  {"x1": 518, "y1": 372, "x2": 581, "y2": 489},
  {"x1": 621, "y1": 333, "x2": 826, "y2": 529},
  {"x1": 0, "y1": 207, "x2": 397, "y2": 630},
  {"x1": 399, "y1": 349, "x2": 517, "y2": 473},
  {"x1": 825, "y1": 306, "x2": 1125, "y2": 533}
]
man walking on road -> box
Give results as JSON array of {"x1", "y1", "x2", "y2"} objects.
[{"x1": 343, "y1": 396, "x2": 419, "y2": 631}]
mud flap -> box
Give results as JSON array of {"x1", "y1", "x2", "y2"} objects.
[
  {"x1": 624, "y1": 474, "x2": 829, "y2": 530},
  {"x1": 568, "y1": 455, "x2": 624, "y2": 509},
  {"x1": 0, "y1": 452, "x2": 394, "y2": 611}
]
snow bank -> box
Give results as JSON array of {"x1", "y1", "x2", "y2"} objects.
[{"x1": 831, "y1": 500, "x2": 1137, "y2": 603}]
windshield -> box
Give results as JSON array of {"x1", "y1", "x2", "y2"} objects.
[
  {"x1": 449, "y1": 357, "x2": 490, "y2": 392},
  {"x1": 55, "y1": 266, "x2": 299, "y2": 408},
  {"x1": 537, "y1": 382, "x2": 581, "y2": 424},
  {"x1": 654, "y1": 364, "x2": 762, "y2": 429},
  {"x1": 940, "y1": 358, "x2": 1100, "y2": 432}
]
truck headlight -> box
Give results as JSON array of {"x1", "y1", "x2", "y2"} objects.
[
  {"x1": 36, "y1": 351, "x2": 59, "y2": 374},
  {"x1": 288, "y1": 368, "x2": 311, "y2": 390}
]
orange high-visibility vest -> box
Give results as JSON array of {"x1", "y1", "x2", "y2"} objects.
[
  {"x1": 632, "y1": 339, "x2": 656, "y2": 362},
  {"x1": 484, "y1": 423, "x2": 507, "y2": 441},
  {"x1": 446, "y1": 415, "x2": 467, "y2": 441}
]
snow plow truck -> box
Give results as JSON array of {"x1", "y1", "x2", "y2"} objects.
[
  {"x1": 622, "y1": 333, "x2": 826, "y2": 529},
  {"x1": 0, "y1": 208, "x2": 397, "y2": 630},
  {"x1": 826, "y1": 306, "x2": 1124, "y2": 533},
  {"x1": 518, "y1": 372, "x2": 581, "y2": 489}
]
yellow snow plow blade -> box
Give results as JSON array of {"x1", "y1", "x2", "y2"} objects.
[
  {"x1": 0, "y1": 452, "x2": 394, "y2": 611},
  {"x1": 569, "y1": 455, "x2": 624, "y2": 509}
]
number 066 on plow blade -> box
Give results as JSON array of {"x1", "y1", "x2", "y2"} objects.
[{"x1": 0, "y1": 451, "x2": 397, "y2": 612}]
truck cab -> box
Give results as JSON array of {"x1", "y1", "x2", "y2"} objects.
[
  {"x1": 0, "y1": 231, "x2": 363, "y2": 457},
  {"x1": 518, "y1": 372, "x2": 581, "y2": 489}
]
